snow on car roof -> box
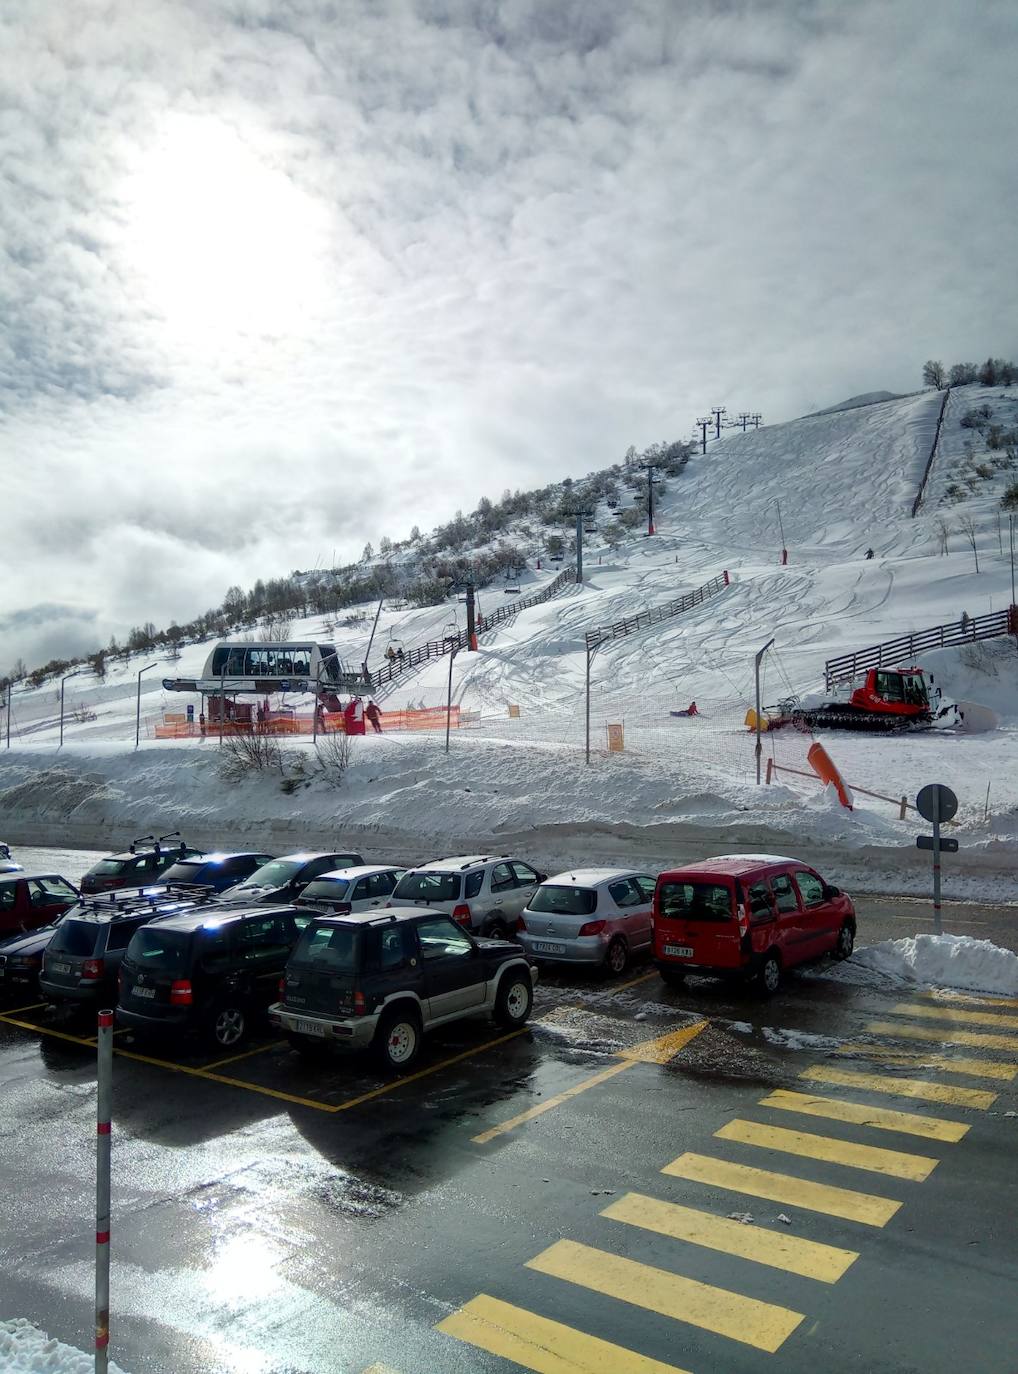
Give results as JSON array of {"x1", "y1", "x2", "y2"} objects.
[
  {"x1": 544, "y1": 868, "x2": 648, "y2": 887},
  {"x1": 313, "y1": 865, "x2": 401, "y2": 881}
]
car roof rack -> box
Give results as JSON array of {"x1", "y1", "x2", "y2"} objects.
[{"x1": 73, "y1": 883, "x2": 218, "y2": 918}]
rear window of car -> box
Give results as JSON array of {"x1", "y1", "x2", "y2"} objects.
[
  {"x1": 126, "y1": 927, "x2": 191, "y2": 972},
  {"x1": 392, "y1": 872, "x2": 461, "y2": 903},
  {"x1": 48, "y1": 920, "x2": 99, "y2": 955},
  {"x1": 292, "y1": 923, "x2": 359, "y2": 971},
  {"x1": 299, "y1": 879, "x2": 350, "y2": 901},
  {"x1": 657, "y1": 881, "x2": 733, "y2": 922},
  {"x1": 158, "y1": 862, "x2": 207, "y2": 883},
  {"x1": 89, "y1": 859, "x2": 129, "y2": 877},
  {"x1": 529, "y1": 885, "x2": 597, "y2": 916}
]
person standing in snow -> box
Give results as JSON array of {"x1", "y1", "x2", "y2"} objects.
[
  {"x1": 365, "y1": 701, "x2": 382, "y2": 734},
  {"x1": 865, "y1": 548, "x2": 874, "y2": 559},
  {"x1": 343, "y1": 697, "x2": 366, "y2": 736}
]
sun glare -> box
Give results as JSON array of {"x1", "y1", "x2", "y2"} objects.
[{"x1": 121, "y1": 114, "x2": 328, "y2": 350}]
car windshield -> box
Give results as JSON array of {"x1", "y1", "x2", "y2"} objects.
[
  {"x1": 126, "y1": 927, "x2": 190, "y2": 972},
  {"x1": 158, "y1": 861, "x2": 207, "y2": 883},
  {"x1": 299, "y1": 879, "x2": 350, "y2": 901},
  {"x1": 242, "y1": 859, "x2": 302, "y2": 887},
  {"x1": 658, "y1": 881, "x2": 733, "y2": 921},
  {"x1": 48, "y1": 920, "x2": 98, "y2": 955},
  {"x1": 292, "y1": 923, "x2": 359, "y2": 972},
  {"x1": 89, "y1": 859, "x2": 129, "y2": 877},
  {"x1": 392, "y1": 872, "x2": 461, "y2": 903},
  {"x1": 529, "y1": 885, "x2": 597, "y2": 916}
]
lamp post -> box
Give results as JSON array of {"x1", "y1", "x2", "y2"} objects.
[
  {"x1": 754, "y1": 638, "x2": 775, "y2": 784},
  {"x1": 445, "y1": 643, "x2": 461, "y2": 754},
  {"x1": 4, "y1": 682, "x2": 11, "y2": 750},
  {"x1": 135, "y1": 661, "x2": 159, "y2": 749},
  {"x1": 584, "y1": 633, "x2": 605, "y2": 765},
  {"x1": 59, "y1": 669, "x2": 83, "y2": 749}
]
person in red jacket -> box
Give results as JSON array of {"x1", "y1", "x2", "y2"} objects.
[
  {"x1": 365, "y1": 701, "x2": 382, "y2": 734},
  {"x1": 343, "y1": 697, "x2": 366, "y2": 736}
]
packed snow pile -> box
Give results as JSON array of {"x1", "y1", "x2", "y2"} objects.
[
  {"x1": 0, "y1": 1321, "x2": 130, "y2": 1374},
  {"x1": 853, "y1": 933, "x2": 1018, "y2": 996}
]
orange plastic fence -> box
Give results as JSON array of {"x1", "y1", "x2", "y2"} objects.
[{"x1": 152, "y1": 706, "x2": 461, "y2": 739}]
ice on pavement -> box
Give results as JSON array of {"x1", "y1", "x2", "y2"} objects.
[
  {"x1": 0, "y1": 1320, "x2": 130, "y2": 1374},
  {"x1": 851, "y1": 933, "x2": 1018, "y2": 996}
]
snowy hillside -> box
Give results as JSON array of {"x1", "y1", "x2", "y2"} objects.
[{"x1": 2, "y1": 385, "x2": 1016, "y2": 888}]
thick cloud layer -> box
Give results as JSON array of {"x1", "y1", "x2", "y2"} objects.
[{"x1": 3, "y1": 0, "x2": 1017, "y2": 669}]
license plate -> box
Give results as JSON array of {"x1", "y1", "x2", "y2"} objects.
[
  {"x1": 664, "y1": 945, "x2": 694, "y2": 958},
  {"x1": 533, "y1": 941, "x2": 566, "y2": 954},
  {"x1": 50, "y1": 961, "x2": 71, "y2": 975},
  {"x1": 134, "y1": 986, "x2": 156, "y2": 999},
  {"x1": 293, "y1": 1018, "x2": 326, "y2": 1037}
]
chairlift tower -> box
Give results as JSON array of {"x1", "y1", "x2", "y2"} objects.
[
  {"x1": 695, "y1": 417, "x2": 712, "y2": 454},
  {"x1": 711, "y1": 406, "x2": 727, "y2": 439}
]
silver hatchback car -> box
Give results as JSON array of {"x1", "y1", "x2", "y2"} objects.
[{"x1": 516, "y1": 868, "x2": 657, "y2": 975}]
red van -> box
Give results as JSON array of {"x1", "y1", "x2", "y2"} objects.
[{"x1": 653, "y1": 854, "x2": 855, "y2": 994}]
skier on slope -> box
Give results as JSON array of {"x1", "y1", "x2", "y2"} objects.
[{"x1": 365, "y1": 700, "x2": 382, "y2": 734}]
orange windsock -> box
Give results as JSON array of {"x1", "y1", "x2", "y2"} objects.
[{"x1": 807, "y1": 742, "x2": 854, "y2": 810}]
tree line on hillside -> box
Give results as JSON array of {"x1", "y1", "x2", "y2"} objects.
[
  {"x1": 923, "y1": 357, "x2": 1018, "y2": 389},
  {"x1": 3, "y1": 438, "x2": 694, "y2": 692}
]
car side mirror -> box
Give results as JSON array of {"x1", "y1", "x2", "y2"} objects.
[
  {"x1": 534, "y1": 873, "x2": 547, "y2": 884},
  {"x1": 823, "y1": 884, "x2": 840, "y2": 900}
]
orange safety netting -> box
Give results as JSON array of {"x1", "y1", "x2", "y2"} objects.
[{"x1": 152, "y1": 705, "x2": 460, "y2": 739}]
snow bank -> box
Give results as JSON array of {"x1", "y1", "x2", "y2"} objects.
[
  {"x1": 853, "y1": 933, "x2": 1018, "y2": 996},
  {"x1": 0, "y1": 1320, "x2": 130, "y2": 1374}
]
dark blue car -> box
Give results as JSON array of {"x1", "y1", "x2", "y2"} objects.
[{"x1": 155, "y1": 852, "x2": 275, "y2": 894}]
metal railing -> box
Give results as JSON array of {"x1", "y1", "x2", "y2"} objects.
[
  {"x1": 584, "y1": 571, "x2": 730, "y2": 652},
  {"x1": 824, "y1": 606, "x2": 1018, "y2": 689},
  {"x1": 368, "y1": 566, "x2": 577, "y2": 690},
  {"x1": 911, "y1": 386, "x2": 951, "y2": 517}
]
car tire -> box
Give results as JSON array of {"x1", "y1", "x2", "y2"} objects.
[
  {"x1": 494, "y1": 969, "x2": 533, "y2": 1027},
  {"x1": 209, "y1": 1002, "x2": 247, "y2": 1049},
  {"x1": 605, "y1": 937, "x2": 629, "y2": 977},
  {"x1": 374, "y1": 1006, "x2": 422, "y2": 1073},
  {"x1": 659, "y1": 965, "x2": 687, "y2": 988},
  {"x1": 834, "y1": 923, "x2": 855, "y2": 961},
  {"x1": 757, "y1": 951, "x2": 782, "y2": 997},
  {"x1": 486, "y1": 917, "x2": 510, "y2": 941},
  {"x1": 286, "y1": 1032, "x2": 331, "y2": 1060}
]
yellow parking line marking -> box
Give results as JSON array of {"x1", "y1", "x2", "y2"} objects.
[
  {"x1": 920, "y1": 991, "x2": 1018, "y2": 1009},
  {"x1": 473, "y1": 1061, "x2": 635, "y2": 1144},
  {"x1": 1, "y1": 1001, "x2": 47, "y2": 1016},
  {"x1": 526, "y1": 1238, "x2": 804, "y2": 1354},
  {"x1": 715, "y1": 1118, "x2": 938, "y2": 1181},
  {"x1": 618, "y1": 1019, "x2": 709, "y2": 1064},
  {"x1": 662, "y1": 1152, "x2": 901, "y2": 1226},
  {"x1": 866, "y1": 1019, "x2": 1018, "y2": 1052},
  {"x1": 890, "y1": 1002, "x2": 1018, "y2": 1029},
  {"x1": 602, "y1": 1191, "x2": 858, "y2": 1283},
  {"x1": 759, "y1": 1089, "x2": 969, "y2": 1142},
  {"x1": 203, "y1": 1040, "x2": 282, "y2": 1070},
  {"x1": 336, "y1": 1027, "x2": 530, "y2": 1112},
  {"x1": 801, "y1": 1064, "x2": 996, "y2": 1109},
  {"x1": 359, "y1": 1364, "x2": 404, "y2": 1374},
  {"x1": 611, "y1": 971, "x2": 658, "y2": 996},
  {"x1": 0, "y1": 1012, "x2": 96, "y2": 1049},
  {"x1": 835, "y1": 1045, "x2": 1018, "y2": 1081},
  {"x1": 438, "y1": 1293, "x2": 693, "y2": 1374},
  {"x1": 111, "y1": 1044, "x2": 346, "y2": 1111}
]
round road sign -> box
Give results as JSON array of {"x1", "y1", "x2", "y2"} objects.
[{"x1": 915, "y1": 783, "x2": 958, "y2": 824}]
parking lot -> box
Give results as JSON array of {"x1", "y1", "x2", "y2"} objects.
[{"x1": 3, "y1": 897, "x2": 1018, "y2": 1374}]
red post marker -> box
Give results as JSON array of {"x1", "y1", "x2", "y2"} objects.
[
  {"x1": 95, "y1": 1010, "x2": 113, "y2": 1373},
  {"x1": 781, "y1": 548, "x2": 788, "y2": 565}
]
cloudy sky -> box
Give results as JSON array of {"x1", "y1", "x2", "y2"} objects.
[{"x1": 2, "y1": 0, "x2": 1017, "y2": 670}]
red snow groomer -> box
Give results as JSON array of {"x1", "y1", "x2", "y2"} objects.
[{"x1": 768, "y1": 666, "x2": 959, "y2": 733}]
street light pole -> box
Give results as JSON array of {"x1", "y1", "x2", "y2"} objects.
[
  {"x1": 134, "y1": 661, "x2": 159, "y2": 749},
  {"x1": 59, "y1": 670, "x2": 82, "y2": 749},
  {"x1": 754, "y1": 638, "x2": 775, "y2": 783},
  {"x1": 4, "y1": 683, "x2": 10, "y2": 750},
  {"x1": 584, "y1": 635, "x2": 603, "y2": 765},
  {"x1": 575, "y1": 510, "x2": 584, "y2": 584},
  {"x1": 445, "y1": 643, "x2": 460, "y2": 754}
]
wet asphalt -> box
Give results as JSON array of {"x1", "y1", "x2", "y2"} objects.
[{"x1": 1, "y1": 847, "x2": 1016, "y2": 1372}]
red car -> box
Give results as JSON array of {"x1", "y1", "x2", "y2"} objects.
[
  {"x1": 0, "y1": 871, "x2": 81, "y2": 939},
  {"x1": 653, "y1": 854, "x2": 855, "y2": 994}
]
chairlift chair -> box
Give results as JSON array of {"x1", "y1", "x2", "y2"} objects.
[{"x1": 504, "y1": 573, "x2": 521, "y2": 595}]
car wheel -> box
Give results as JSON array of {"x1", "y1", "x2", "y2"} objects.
[
  {"x1": 286, "y1": 1032, "x2": 331, "y2": 1060},
  {"x1": 834, "y1": 923, "x2": 855, "y2": 961},
  {"x1": 605, "y1": 937, "x2": 629, "y2": 977},
  {"x1": 374, "y1": 1007, "x2": 422, "y2": 1072},
  {"x1": 659, "y1": 965, "x2": 687, "y2": 988},
  {"x1": 757, "y1": 952, "x2": 781, "y2": 996},
  {"x1": 486, "y1": 917, "x2": 510, "y2": 941},
  {"x1": 494, "y1": 970, "x2": 533, "y2": 1027},
  {"x1": 210, "y1": 1003, "x2": 247, "y2": 1049}
]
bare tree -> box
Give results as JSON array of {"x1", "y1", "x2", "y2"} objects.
[
  {"x1": 958, "y1": 514, "x2": 980, "y2": 573},
  {"x1": 923, "y1": 360, "x2": 946, "y2": 389},
  {"x1": 934, "y1": 516, "x2": 951, "y2": 555},
  {"x1": 262, "y1": 613, "x2": 294, "y2": 642}
]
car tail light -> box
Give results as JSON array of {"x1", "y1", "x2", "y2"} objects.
[
  {"x1": 278, "y1": 977, "x2": 286, "y2": 997},
  {"x1": 170, "y1": 979, "x2": 193, "y2": 1006},
  {"x1": 452, "y1": 904, "x2": 472, "y2": 925},
  {"x1": 736, "y1": 903, "x2": 749, "y2": 936},
  {"x1": 515, "y1": 915, "x2": 527, "y2": 932},
  {"x1": 577, "y1": 920, "x2": 606, "y2": 937},
  {"x1": 82, "y1": 958, "x2": 105, "y2": 980},
  {"x1": 352, "y1": 989, "x2": 367, "y2": 1016}
]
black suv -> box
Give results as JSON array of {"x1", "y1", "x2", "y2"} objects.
[
  {"x1": 40, "y1": 886, "x2": 218, "y2": 1007},
  {"x1": 269, "y1": 909, "x2": 537, "y2": 1071},
  {"x1": 117, "y1": 905, "x2": 303, "y2": 1049},
  {"x1": 227, "y1": 851, "x2": 365, "y2": 905},
  {"x1": 80, "y1": 834, "x2": 203, "y2": 895}
]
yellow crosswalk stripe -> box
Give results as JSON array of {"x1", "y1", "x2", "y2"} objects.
[
  {"x1": 801, "y1": 1065, "x2": 997, "y2": 1109},
  {"x1": 618, "y1": 1019, "x2": 709, "y2": 1064},
  {"x1": 759, "y1": 1089, "x2": 969, "y2": 1142},
  {"x1": 920, "y1": 991, "x2": 1018, "y2": 1009},
  {"x1": 602, "y1": 1190, "x2": 858, "y2": 1283},
  {"x1": 438, "y1": 1294, "x2": 694, "y2": 1374},
  {"x1": 662, "y1": 1152, "x2": 901, "y2": 1226},
  {"x1": 526, "y1": 1238, "x2": 804, "y2": 1354},
  {"x1": 715, "y1": 1117, "x2": 939, "y2": 1181},
  {"x1": 890, "y1": 1002, "x2": 1018, "y2": 1029},
  {"x1": 835, "y1": 1044, "x2": 1018, "y2": 1081},
  {"x1": 866, "y1": 1018, "x2": 1018, "y2": 1052}
]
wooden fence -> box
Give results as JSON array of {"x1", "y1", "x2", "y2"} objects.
[
  {"x1": 824, "y1": 606, "x2": 1018, "y2": 689},
  {"x1": 584, "y1": 571, "x2": 730, "y2": 652}
]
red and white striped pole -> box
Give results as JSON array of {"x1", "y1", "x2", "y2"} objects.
[{"x1": 95, "y1": 1009, "x2": 113, "y2": 1374}]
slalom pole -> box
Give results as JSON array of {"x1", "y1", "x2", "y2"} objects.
[{"x1": 95, "y1": 1009, "x2": 113, "y2": 1373}]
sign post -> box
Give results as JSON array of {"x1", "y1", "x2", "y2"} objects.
[
  {"x1": 915, "y1": 783, "x2": 959, "y2": 936},
  {"x1": 95, "y1": 1009, "x2": 113, "y2": 1373}
]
